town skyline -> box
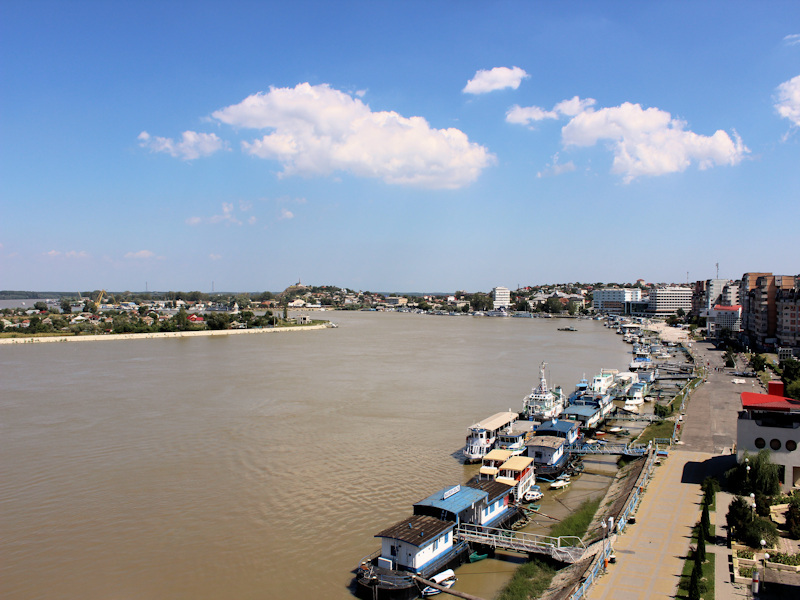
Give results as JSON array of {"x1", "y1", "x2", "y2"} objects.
[{"x1": 2, "y1": 2, "x2": 799, "y2": 292}]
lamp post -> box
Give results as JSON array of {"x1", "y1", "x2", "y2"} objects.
[
  {"x1": 601, "y1": 521, "x2": 607, "y2": 571},
  {"x1": 750, "y1": 492, "x2": 756, "y2": 517},
  {"x1": 761, "y1": 539, "x2": 767, "y2": 590}
]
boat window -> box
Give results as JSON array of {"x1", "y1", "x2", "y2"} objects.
[
  {"x1": 787, "y1": 440, "x2": 797, "y2": 452},
  {"x1": 755, "y1": 437, "x2": 765, "y2": 449},
  {"x1": 770, "y1": 438, "x2": 781, "y2": 451}
]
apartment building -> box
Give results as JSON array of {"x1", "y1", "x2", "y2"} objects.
[
  {"x1": 741, "y1": 273, "x2": 797, "y2": 349},
  {"x1": 777, "y1": 285, "x2": 800, "y2": 350},
  {"x1": 592, "y1": 288, "x2": 641, "y2": 314},
  {"x1": 647, "y1": 287, "x2": 692, "y2": 315},
  {"x1": 492, "y1": 286, "x2": 511, "y2": 310}
]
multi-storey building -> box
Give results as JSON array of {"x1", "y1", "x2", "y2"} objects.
[
  {"x1": 777, "y1": 284, "x2": 800, "y2": 351},
  {"x1": 492, "y1": 286, "x2": 511, "y2": 310},
  {"x1": 741, "y1": 273, "x2": 797, "y2": 349},
  {"x1": 707, "y1": 304, "x2": 742, "y2": 336},
  {"x1": 647, "y1": 287, "x2": 692, "y2": 315},
  {"x1": 721, "y1": 281, "x2": 740, "y2": 306},
  {"x1": 592, "y1": 288, "x2": 641, "y2": 314}
]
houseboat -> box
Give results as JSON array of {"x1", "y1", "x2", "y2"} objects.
[
  {"x1": 534, "y1": 418, "x2": 581, "y2": 445},
  {"x1": 562, "y1": 393, "x2": 614, "y2": 431},
  {"x1": 495, "y1": 455, "x2": 536, "y2": 502},
  {"x1": 526, "y1": 435, "x2": 569, "y2": 478},
  {"x1": 478, "y1": 449, "x2": 513, "y2": 480},
  {"x1": 591, "y1": 369, "x2": 617, "y2": 395},
  {"x1": 522, "y1": 362, "x2": 566, "y2": 421},
  {"x1": 463, "y1": 411, "x2": 519, "y2": 463}
]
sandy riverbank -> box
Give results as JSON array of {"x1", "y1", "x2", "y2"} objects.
[
  {"x1": 646, "y1": 320, "x2": 691, "y2": 344},
  {"x1": 0, "y1": 323, "x2": 330, "y2": 345}
]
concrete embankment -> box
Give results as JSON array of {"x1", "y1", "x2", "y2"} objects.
[{"x1": 0, "y1": 324, "x2": 330, "y2": 345}]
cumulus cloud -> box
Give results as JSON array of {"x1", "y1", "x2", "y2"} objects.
[
  {"x1": 508, "y1": 95, "x2": 747, "y2": 181},
  {"x1": 775, "y1": 74, "x2": 800, "y2": 128},
  {"x1": 138, "y1": 130, "x2": 226, "y2": 160},
  {"x1": 124, "y1": 250, "x2": 155, "y2": 259},
  {"x1": 65, "y1": 250, "x2": 89, "y2": 258},
  {"x1": 279, "y1": 208, "x2": 294, "y2": 220},
  {"x1": 561, "y1": 102, "x2": 748, "y2": 181},
  {"x1": 784, "y1": 34, "x2": 800, "y2": 46},
  {"x1": 211, "y1": 83, "x2": 494, "y2": 189},
  {"x1": 463, "y1": 66, "x2": 529, "y2": 94}
]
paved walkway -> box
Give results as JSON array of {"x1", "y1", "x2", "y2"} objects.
[{"x1": 587, "y1": 449, "x2": 713, "y2": 599}]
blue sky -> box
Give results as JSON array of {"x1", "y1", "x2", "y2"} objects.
[{"x1": 1, "y1": 1, "x2": 798, "y2": 293}]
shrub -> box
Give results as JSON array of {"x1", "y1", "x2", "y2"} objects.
[
  {"x1": 742, "y1": 517, "x2": 779, "y2": 549},
  {"x1": 727, "y1": 496, "x2": 753, "y2": 541}
]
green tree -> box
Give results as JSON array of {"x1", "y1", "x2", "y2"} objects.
[
  {"x1": 787, "y1": 379, "x2": 800, "y2": 402},
  {"x1": 701, "y1": 503, "x2": 711, "y2": 540},
  {"x1": 742, "y1": 517, "x2": 778, "y2": 548},
  {"x1": 688, "y1": 563, "x2": 701, "y2": 600},
  {"x1": 175, "y1": 307, "x2": 189, "y2": 331},
  {"x1": 750, "y1": 354, "x2": 767, "y2": 372},
  {"x1": 696, "y1": 525, "x2": 706, "y2": 563},
  {"x1": 726, "y1": 496, "x2": 753, "y2": 541},
  {"x1": 544, "y1": 297, "x2": 563, "y2": 313},
  {"x1": 786, "y1": 494, "x2": 800, "y2": 539},
  {"x1": 33, "y1": 301, "x2": 48, "y2": 312},
  {"x1": 567, "y1": 301, "x2": 578, "y2": 315},
  {"x1": 60, "y1": 299, "x2": 72, "y2": 314}
]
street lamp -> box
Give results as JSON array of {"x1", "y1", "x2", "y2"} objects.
[
  {"x1": 601, "y1": 521, "x2": 608, "y2": 571},
  {"x1": 761, "y1": 539, "x2": 768, "y2": 590},
  {"x1": 750, "y1": 492, "x2": 756, "y2": 517}
]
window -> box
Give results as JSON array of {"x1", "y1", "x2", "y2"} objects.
[
  {"x1": 770, "y1": 438, "x2": 782, "y2": 450},
  {"x1": 787, "y1": 440, "x2": 797, "y2": 452},
  {"x1": 755, "y1": 437, "x2": 766, "y2": 449}
]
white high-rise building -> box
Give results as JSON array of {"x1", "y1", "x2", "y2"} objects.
[
  {"x1": 648, "y1": 287, "x2": 693, "y2": 315},
  {"x1": 492, "y1": 286, "x2": 511, "y2": 310},
  {"x1": 592, "y1": 288, "x2": 641, "y2": 314}
]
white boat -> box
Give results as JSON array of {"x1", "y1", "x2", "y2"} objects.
[
  {"x1": 463, "y1": 411, "x2": 519, "y2": 463},
  {"x1": 524, "y1": 485, "x2": 543, "y2": 502},
  {"x1": 522, "y1": 362, "x2": 566, "y2": 421},
  {"x1": 421, "y1": 569, "x2": 457, "y2": 596},
  {"x1": 550, "y1": 479, "x2": 570, "y2": 489},
  {"x1": 495, "y1": 455, "x2": 536, "y2": 502}
]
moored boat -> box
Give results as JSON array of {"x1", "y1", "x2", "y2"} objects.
[
  {"x1": 522, "y1": 362, "x2": 566, "y2": 421},
  {"x1": 463, "y1": 411, "x2": 519, "y2": 463},
  {"x1": 421, "y1": 569, "x2": 456, "y2": 596}
]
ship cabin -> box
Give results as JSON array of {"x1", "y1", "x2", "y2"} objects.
[
  {"x1": 479, "y1": 449, "x2": 513, "y2": 480},
  {"x1": 526, "y1": 435, "x2": 568, "y2": 475},
  {"x1": 570, "y1": 377, "x2": 590, "y2": 402},
  {"x1": 466, "y1": 479, "x2": 516, "y2": 527},
  {"x1": 495, "y1": 455, "x2": 536, "y2": 502},
  {"x1": 413, "y1": 485, "x2": 488, "y2": 526},
  {"x1": 373, "y1": 515, "x2": 458, "y2": 574},
  {"x1": 591, "y1": 370, "x2": 617, "y2": 395},
  {"x1": 534, "y1": 419, "x2": 580, "y2": 445},
  {"x1": 629, "y1": 382, "x2": 648, "y2": 403},
  {"x1": 463, "y1": 411, "x2": 519, "y2": 463},
  {"x1": 562, "y1": 402, "x2": 603, "y2": 430},
  {"x1": 495, "y1": 421, "x2": 536, "y2": 454}
]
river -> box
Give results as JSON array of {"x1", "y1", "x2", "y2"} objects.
[{"x1": 0, "y1": 311, "x2": 633, "y2": 600}]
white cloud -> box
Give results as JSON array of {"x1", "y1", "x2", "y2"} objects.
[
  {"x1": 211, "y1": 83, "x2": 494, "y2": 189},
  {"x1": 537, "y1": 153, "x2": 576, "y2": 178},
  {"x1": 46, "y1": 250, "x2": 60, "y2": 257},
  {"x1": 138, "y1": 130, "x2": 226, "y2": 160},
  {"x1": 279, "y1": 208, "x2": 294, "y2": 220},
  {"x1": 463, "y1": 66, "x2": 529, "y2": 94},
  {"x1": 508, "y1": 94, "x2": 748, "y2": 181},
  {"x1": 188, "y1": 203, "x2": 243, "y2": 226},
  {"x1": 506, "y1": 96, "x2": 596, "y2": 126},
  {"x1": 784, "y1": 34, "x2": 800, "y2": 46},
  {"x1": 248, "y1": 216, "x2": 257, "y2": 225},
  {"x1": 775, "y1": 74, "x2": 800, "y2": 128},
  {"x1": 561, "y1": 102, "x2": 749, "y2": 182},
  {"x1": 506, "y1": 105, "x2": 558, "y2": 125},
  {"x1": 209, "y1": 253, "x2": 222, "y2": 260},
  {"x1": 64, "y1": 250, "x2": 89, "y2": 258},
  {"x1": 124, "y1": 250, "x2": 155, "y2": 259}
]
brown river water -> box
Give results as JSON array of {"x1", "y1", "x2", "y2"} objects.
[{"x1": 0, "y1": 311, "x2": 633, "y2": 600}]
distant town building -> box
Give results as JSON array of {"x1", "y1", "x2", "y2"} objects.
[
  {"x1": 492, "y1": 286, "x2": 511, "y2": 310},
  {"x1": 647, "y1": 287, "x2": 692, "y2": 315},
  {"x1": 385, "y1": 297, "x2": 408, "y2": 307},
  {"x1": 592, "y1": 288, "x2": 641, "y2": 314},
  {"x1": 776, "y1": 284, "x2": 800, "y2": 351}
]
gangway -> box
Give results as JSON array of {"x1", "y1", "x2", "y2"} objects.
[
  {"x1": 456, "y1": 524, "x2": 586, "y2": 563},
  {"x1": 566, "y1": 443, "x2": 650, "y2": 457},
  {"x1": 606, "y1": 413, "x2": 663, "y2": 422}
]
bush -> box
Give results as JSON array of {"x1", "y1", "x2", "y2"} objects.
[
  {"x1": 727, "y1": 496, "x2": 753, "y2": 540},
  {"x1": 742, "y1": 517, "x2": 779, "y2": 549},
  {"x1": 787, "y1": 495, "x2": 800, "y2": 539}
]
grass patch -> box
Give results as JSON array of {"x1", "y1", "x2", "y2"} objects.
[
  {"x1": 635, "y1": 420, "x2": 675, "y2": 446},
  {"x1": 549, "y1": 497, "x2": 602, "y2": 539},
  {"x1": 677, "y1": 550, "x2": 716, "y2": 599},
  {"x1": 496, "y1": 558, "x2": 557, "y2": 600},
  {"x1": 495, "y1": 497, "x2": 602, "y2": 600}
]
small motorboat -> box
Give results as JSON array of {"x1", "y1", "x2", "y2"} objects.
[
  {"x1": 550, "y1": 480, "x2": 570, "y2": 489},
  {"x1": 524, "y1": 485, "x2": 543, "y2": 502},
  {"x1": 421, "y1": 569, "x2": 456, "y2": 596}
]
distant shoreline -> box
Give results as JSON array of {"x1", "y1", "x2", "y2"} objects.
[{"x1": 0, "y1": 324, "x2": 330, "y2": 345}]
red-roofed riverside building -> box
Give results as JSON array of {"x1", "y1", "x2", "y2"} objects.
[{"x1": 737, "y1": 383, "x2": 800, "y2": 492}]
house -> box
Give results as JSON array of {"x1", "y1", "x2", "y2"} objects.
[
  {"x1": 737, "y1": 382, "x2": 800, "y2": 492},
  {"x1": 465, "y1": 479, "x2": 516, "y2": 527},
  {"x1": 526, "y1": 435, "x2": 568, "y2": 476},
  {"x1": 373, "y1": 514, "x2": 458, "y2": 573},
  {"x1": 534, "y1": 419, "x2": 581, "y2": 445},
  {"x1": 413, "y1": 485, "x2": 487, "y2": 526},
  {"x1": 187, "y1": 314, "x2": 205, "y2": 323}
]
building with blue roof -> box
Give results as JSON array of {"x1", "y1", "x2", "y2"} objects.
[
  {"x1": 413, "y1": 485, "x2": 487, "y2": 525},
  {"x1": 535, "y1": 418, "x2": 580, "y2": 444}
]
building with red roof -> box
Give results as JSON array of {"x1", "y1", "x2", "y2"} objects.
[{"x1": 737, "y1": 381, "x2": 800, "y2": 492}]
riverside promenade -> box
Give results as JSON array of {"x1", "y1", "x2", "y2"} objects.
[{"x1": 588, "y1": 338, "x2": 745, "y2": 600}]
